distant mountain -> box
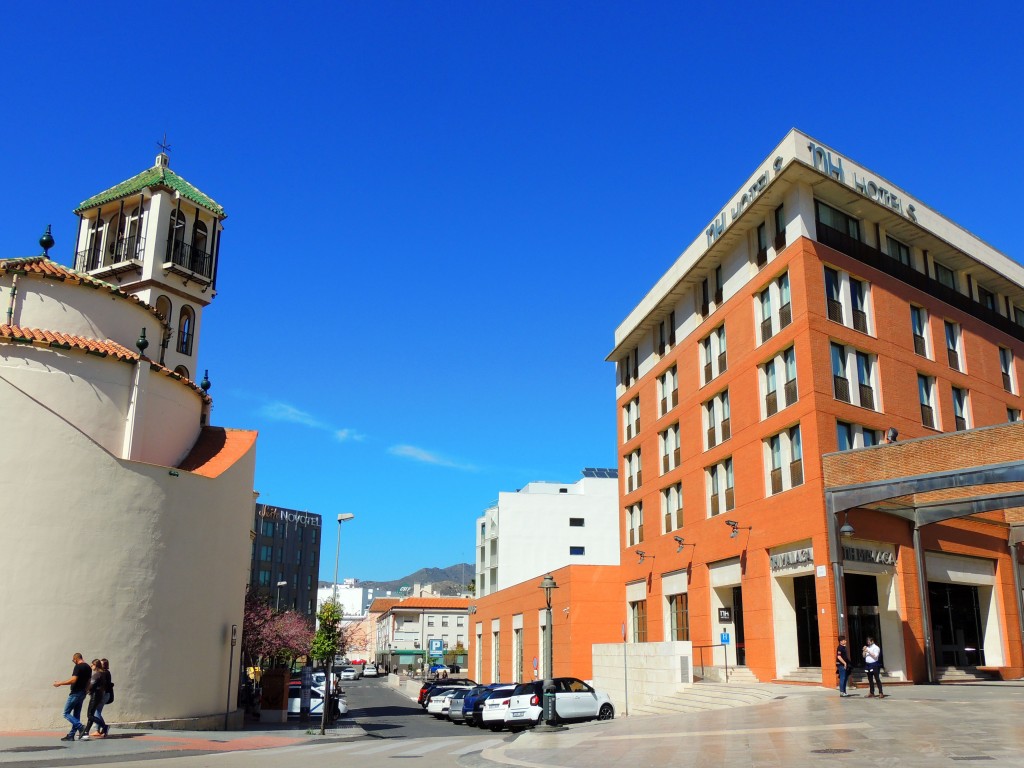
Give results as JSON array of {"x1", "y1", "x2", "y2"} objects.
[{"x1": 352, "y1": 563, "x2": 475, "y2": 596}]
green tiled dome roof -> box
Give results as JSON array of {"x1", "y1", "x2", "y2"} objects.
[{"x1": 75, "y1": 156, "x2": 225, "y2": 217}]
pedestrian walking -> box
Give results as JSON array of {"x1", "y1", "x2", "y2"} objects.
[
  {"x1": 101, "y1": 658, "x2": 114, "y2": 736},
  {"x1": 82, "y1": 659, "x2": 108, "y2": 739},
  {"x1": 53, "y1": 652, "x2": 92, "y2": 740},
  {"x1": 862, "y1": 636, "x2": 885, "y2": 698},
  {"x1": 836, "y1": 635, "x2": 852, "y2": 697}
]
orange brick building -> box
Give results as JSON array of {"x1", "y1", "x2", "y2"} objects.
[
  {"x1": 470, "y1": 130, "x2": 1024, "y2": 693},
  {"x1": 607, "y1": 130, "x2": 1024, "y2": 686}
]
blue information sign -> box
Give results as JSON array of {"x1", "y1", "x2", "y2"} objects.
[
  {"x1": 720, "y1": 632, "x2": 730, "y2": 645},
  {"x1": 428, "y1": 638, "x2": 444, "y2": 655}
]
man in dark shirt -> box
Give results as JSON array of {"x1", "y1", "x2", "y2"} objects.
[{"x1": 53, "y1": 653, "x2": 91, "y2": 740}]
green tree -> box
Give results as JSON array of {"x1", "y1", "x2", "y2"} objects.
[{"x1": 310, "y1": 599, "x2": 342, "y2": 734}]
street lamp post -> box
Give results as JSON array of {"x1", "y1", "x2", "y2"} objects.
[
  {"x1": 334, "y1": 513, "x2": 355, "y2": 603},
  {"x1": 275, "y1": 580, "x2": 288, "y2": 612},
  {"x1": 539, "y1": 573, "x2": 559, "y2": 726}
]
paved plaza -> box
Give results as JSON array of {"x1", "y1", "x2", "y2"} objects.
[
  {"x1": 1, "y1": 682, "x2": 1023, "y2": 767},
  {"x1": 484, "y1": 682, "x2": 1024, "y2": 768}
]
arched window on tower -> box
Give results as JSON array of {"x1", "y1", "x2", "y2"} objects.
[
  {"x1": 107, "y1": 211, "x2": 121, "y2": 260},
  {"x1": 167, "y1": 209, "x2": 187, "y2": 266},
  {"x1": 174, "y1": 365, "x2": 191, "y2": 380},
  {"x1": 125, "y1": 205, "x2": 144, "y2": 260},
  {"x1": 155, "y1": 295, "x2": 173, "y2": 364},
  {"x1": 177, "y1": 306, "x2": 195, "y2": 356},
  {"x1": 86, "y1": 216, "x2": 104, "y2": 270},
  {"x1": 191, "y1": 219, "x2": 209, "y2": 275}
]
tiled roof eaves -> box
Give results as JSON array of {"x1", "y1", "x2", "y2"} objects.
[
  {"x1": 0, "y1": 256, "x2": 164, "y2": 322},
  {"x1": 74, "y1": 167, "x2": 225, "y2": 217},
  {"x1": 0, "y1": 324, "x2": 211, "y2": 404}
]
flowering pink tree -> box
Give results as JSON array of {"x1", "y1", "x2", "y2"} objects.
[{"x1": 242, "y1": 591, "x2": 314, "y2": 669}]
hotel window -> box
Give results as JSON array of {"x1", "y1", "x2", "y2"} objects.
[
  {"x1": 493, "y1": 633, "x2": 500, "y2": 680},
  {"x1": 831, "y1": 343, "x2": 850, "y2": 403},
  {"x1": 627, "y1": 502, "x2": 644, "y2": 546},
  {"x1": 755, "y1": 272, "x2": 792, "y2": 345},
  {"x1": 756, "y1": 222, "x2": 769, "y2": 267},
  {"x1": 662, "y1": 482, "x2": 683, "y2": 533},
  {"x1": 625, "y1": 449, "x2": 642, "y2": 492},
  {"x1": 765, "y1": 425, "x2": 803, "y2": 494},
  {"x1": 177, "y1": 305, "x2": 195, "y2": 355},
  {"x1": 657, "y1": 311, "x2": 676, "y2": 356},
  {"x1": 815, "y1": 200, "x2": 861, "y2": 240},
  {"x1": 978, "y1": 285, "x2": 996, "y2": 311},
  {"x1": 856, "y1": 351, "x2": 877, "y2": 410},
  {"x1": 832, "y1": 343, "x2": 877, "y2": 409},
  {"x1": 258, "y1": 570, "x2": 271, "y2": 586},
  {"x1": 630, "y1": 600, "x2": 648, "y2": 643},
  {"x1": 569, "y1": 517, "x2": 585, "y2": 527},
  {"x1": 569, "y1": 545, "x2": 586, "y2": 556},
  {"x1": 1008, "y1": 408, "x2": 1021, "y2": 423},
  {"x1": 714, "y1": 265, "x2": 724, "y2": 304},
  {"x1": 944, "y1": 321, "x2": 963, "y2": 371},
  {"x1": 700, "y1": 325, "x2": 728, "y2": 385},
  {"x1": 703, "y1": 389, "x2": 731, "y2": 449},
  {"x1": 885, "y1": 235, "x2": 911, "y2": 267},
  {"x1": 707, "y1": 458, "x2": 734, "y2": 517},
  {"x1": 935, "y1": 261, "x2": 956, "y2": 291},
  {"x1": 760, "y1": 346, "x2": 798, "y2": 417},
  {"x1": 836, "y1": 420, "x2": 881, "y2": 451},
  {"x1": 774, "y1": 204, "x2": 786, "y2": 250},
  {"x1": 668, "y1": 593, "x2": 690, "y2": 641},
  {"x1": 623, "y1": 396, "x2": 640, "y2": 442},
  {"x1": 619, "y1": 348, "x2": 639, "y2": 388},
  {"x1": 1000, "y1": 348, "x2": 1016, "y2": 393},
  {"x1": 259, "y1": 545, "x2": 272, "y2": 561},
  {"x1": 261, "y1": 520, "x2": 274, "y2": 536},
  {"x1": 660, "y1": 422, "x2": 681, "y2": 474},
  {"x1": 850, "y1": 278, "x2": 869, "y2": 333},
  {"x1": 658, "y1": 366, "x2": 678, "y2": 416},
  {"x1": 952, "y1": 387, "x2": 971, "y2": 431},
  {"x1": 919, "y1": 374, "x2": 937, "y2": 429},
  {"x1": 700, "y1": 277, "x2": 711, "y2": 316},
  {"x1": 1015, "y1": 306, "x2": 1024, "y2": 328},
  {"x1": 911, "y1": 306, "x2": 930, "y2": 357}
]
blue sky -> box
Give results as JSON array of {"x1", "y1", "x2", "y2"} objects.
[{"x1": 2, "y1": 2, "x2": 1021, "y2": 582}]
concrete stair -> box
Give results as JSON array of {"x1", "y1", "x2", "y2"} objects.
[
  {"x1": 935, "y1": 666, "x2": 1000, "y2": 682},
  {"x1": 629, "y1": 681, "x2": 776, "y2": 716},
  {"x1": 695, "y1": 665, "x2": 760, "y2": 684},
  {"x1": 774, "y1": 667, "x2": 824, "y2": 684}
]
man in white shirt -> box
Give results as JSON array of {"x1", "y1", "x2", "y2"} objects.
[{"x1": 862, "y1": 636, "x2": 885, "y2": 698}]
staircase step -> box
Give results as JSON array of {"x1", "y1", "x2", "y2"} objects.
[{"x1": 630, "y1": 683, "x2": 776, "y2": 717}]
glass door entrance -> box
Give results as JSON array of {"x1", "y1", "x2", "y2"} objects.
[
  {"x1": 732, "y1": 586, "x2": 746, "y2": 666},
  {"x1": 929, "y1": 582, "x2": 986, "y2": 667},
  {"x1": 844, "y1": 573, "x2": 881, "y2": 669},
  {"x1": 794, "y1": 575, "x2": 820, "y2": 667}
]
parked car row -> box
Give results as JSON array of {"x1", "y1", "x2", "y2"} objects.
[{"x1": 419, "y1": 677, "x2": 614, "y2": 731}]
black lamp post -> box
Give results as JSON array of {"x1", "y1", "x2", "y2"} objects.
[{"x1": 539, "y1": 573, "x2": 558, "y2": 725}]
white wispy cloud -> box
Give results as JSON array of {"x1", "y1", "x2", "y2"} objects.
[
  {"x1": 259, "y1": 401, "x2": 364, "y2": 443},
  {"x1": 389, "y1": 444, "x2": 477, "y2": 471}
]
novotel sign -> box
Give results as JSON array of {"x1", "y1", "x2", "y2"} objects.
[{"x1": 257, "y1": 505, "x2": 321, "y2": 528}]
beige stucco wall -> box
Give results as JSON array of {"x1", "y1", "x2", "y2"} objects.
[
  {"x1": 0, "y1": 372, "x2": 255, "y2": 730},
  {"x1": 0, "y1": 345, "x2": 203, "y2": 467}
]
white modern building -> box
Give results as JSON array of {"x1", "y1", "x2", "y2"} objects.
[
  {"x1": 476, "y1": 469, "x2": 619, "y2": 596},
  {"x1": 316, "y1": 580, "x2": 370, "y2": 619},
  {"x1": 0, "y1": 152, "x2": 256, "y2": 730}
]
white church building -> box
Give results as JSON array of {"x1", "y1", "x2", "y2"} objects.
[{"x1": 0, "y1": 152, "x2": 257, "y2": 730}]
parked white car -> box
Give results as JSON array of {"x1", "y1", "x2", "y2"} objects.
[
  {"x1": 426, "y1": 689, "x2": 457, "y2": 717},
  {"x1": 287, "y1": 684, "x2": 349, "y2": 717},
  {"x1": 505, "y1": 678, "x2": 613, "y2": 728},
  {"x1": 479, "y1": 685, "x2": 519, "y2": 731},
  {"x1": 362, "y1": 665, "x2": 379, "y2": 678}
]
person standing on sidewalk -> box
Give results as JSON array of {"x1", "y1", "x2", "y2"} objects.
[
  {"x1": 82, "y1": 659, "x2": 109, "y2": 740},
  {"x1": 862, "y1": 636, "x2": 885, "y2": 698},
  {"x1": 835, "y1": 635, "x2": 852, "y2": 697},
  {"x1": 53, "y1": 653, "x2": 92, "y2": 740}
]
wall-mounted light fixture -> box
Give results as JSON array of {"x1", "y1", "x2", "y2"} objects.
[
  {"x1": 673, "y1": 535, "x2": 696, "y2": 553},
  {"x1": 724, "y1": 519, "x2": 752, "y2": 538},
  {"x1": 636, "y1": 550, "x2": 655, "y2": 564}
]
